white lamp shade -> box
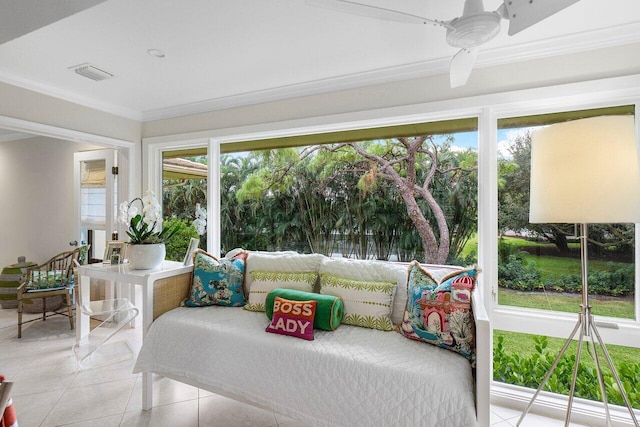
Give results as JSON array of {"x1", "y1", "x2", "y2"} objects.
[{"x1": 529, "y1": 115, "x2": 640, "y2": 224}]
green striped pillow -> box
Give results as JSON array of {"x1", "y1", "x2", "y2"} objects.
[
  {"x1": 319, "y1": 273, "x2": 396, "y2": 331},
  {"x1": 244, "y1": 270, "x2": 318, "y2": 312}
]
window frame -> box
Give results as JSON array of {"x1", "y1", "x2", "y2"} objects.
[{"x1": 487, "y1": 101, "x2": 640, "y2": 347}]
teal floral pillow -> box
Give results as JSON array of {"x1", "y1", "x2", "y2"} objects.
[
  {"x1": 400, "y1": 261, "x2": 478, "y2": 364},
  {"x1": 183, "y1": 250, "x2": 247, "y2": 307}
]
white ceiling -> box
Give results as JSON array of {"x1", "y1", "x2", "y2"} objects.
[{"x1": 0, "y1": 0, "x2": 639, "y2": 122}]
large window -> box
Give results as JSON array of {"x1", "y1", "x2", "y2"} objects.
[
  {"x1": 218, "y1": 120, "x2": 478, "y2": 265},
  {"x1": 497, "y1": 106, "x2": 636, "y2": 320},
  {"x1": 494, "y1": 105, "x2": 639, "y2": 409},
  {"x1": 161, "y1": 148, "x2": 207, "y2": 261}
]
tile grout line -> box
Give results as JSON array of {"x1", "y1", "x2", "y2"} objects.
[
  {"x1": 119, "y1": 374, "x2": 139, "y2": 426},
  {"x1": 40, "y1": 369, "x2": 80, "y2": 427}
]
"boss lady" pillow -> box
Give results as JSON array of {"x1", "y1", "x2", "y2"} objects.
[{"x1": 266, "y1": 297, "x2": 317, "y2": 341}]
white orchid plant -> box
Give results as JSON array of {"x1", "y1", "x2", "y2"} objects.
[
  {"x1": 193, "y1": 203, "x2": 207, "y2": 236},
  {"x1": 119, "y1": 191, "x2": 178, "y2": 244}
]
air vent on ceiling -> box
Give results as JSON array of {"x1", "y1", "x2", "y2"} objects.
[{"x1": 69, "y1": 63, "x2": 113, "y2": 81}]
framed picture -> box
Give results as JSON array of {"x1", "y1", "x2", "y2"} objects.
[
  {"x1": 104, "y1": 241, "x2": 125, "y2": 264},
  {"x1": 183, "y1": 238, "x2": 200, "y2": 266}
]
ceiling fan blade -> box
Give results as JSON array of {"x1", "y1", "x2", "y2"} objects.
[
  {"x1": 450, "y1": 47, "x2": 479, "y2": 88},
  {"x1": 306, "y1": 0, "x2": 445, "y2": 27},
  {"x1": 503, "y1": 0, "x2": 581, "y2": 36}
]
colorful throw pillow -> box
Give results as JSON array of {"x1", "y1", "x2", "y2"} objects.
[
  {"x1": 400, "y1": 261, "x2": 478, "y2": 363},
  {"x1": 320, "y1": 273, "x2": 396, "y2": 331},
  {"x1": 266, "y1": 296, "x2": 317, "y2": 341},
  {"x1": 244, "y1": 271, "x2": 317, "y2": 312},
  {"x1": 182, "y1": 250, "x2": 246, "y2": 307},
  {"x1": 265, "y1": 288, "x2": 344, "y2": 331}
]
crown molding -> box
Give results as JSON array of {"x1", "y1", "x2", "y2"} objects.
[
  {"x1": 1, "y1": 21, "x2": 639, "y2": 124},
  {"x1": 0, "y1": 131, "x2": 32, "y2": 143},
  {"x1": 0, "y1": 68, "x2": 143, "y2": 121},
  {"x1": 475, "y1": 20, "x2": 640, "y2": 69},
  {"x1": 140, "y1": 57, "x2": 452, "y2": 122},
  {"x1": 141, "y1": 21, "x2": 640, "y2": 122},
  {"x1": 0, "y1": 115, "x2": 132, "y2": 148}
]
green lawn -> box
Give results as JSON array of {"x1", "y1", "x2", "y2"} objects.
[
  {"x1": 498, "y1": 236, "x2": 633, "y2": 318},
  {"x1": 480, "y1": 236, "x2": 640, "y2": 401},
  {"x1": 499, "y1": 288, "x2": 634, "y2": 319},
  {"x1": 502, "y1": 236, "x2": 627, "y2": 277},
  {"x1": 502, "y1": 236, "x2": 579, "y2": 249},
  {"x1": 522, "y1": 254, "x2": 626, "y2": 278},
  {"x1": 460, "y1": 234, "x2": 478, "y2": 258}
]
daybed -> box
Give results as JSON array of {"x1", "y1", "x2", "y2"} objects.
[{"x1": 133, "y1": 250, "x2": 491, "y2": 427}]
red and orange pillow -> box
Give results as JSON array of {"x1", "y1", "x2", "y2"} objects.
[{"x1": 266, "y1": 296, "x2": 317, "y2": 341}]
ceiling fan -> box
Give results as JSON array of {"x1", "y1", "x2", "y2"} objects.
[{"x1": 307, "y1": 0, "x2": 581, "y2": 87}]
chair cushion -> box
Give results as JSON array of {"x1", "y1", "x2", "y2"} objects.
[{"x1": 25, "y1": 270, "x2": 70, "y2": 291}]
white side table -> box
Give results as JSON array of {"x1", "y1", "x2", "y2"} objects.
[{"x1": 77, "y1": 260, "x2": 192, "y2": 409}]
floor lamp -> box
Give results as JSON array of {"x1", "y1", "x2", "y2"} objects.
[{"x1": 517, "y1": 115, "x2": 640, "y2": 427}]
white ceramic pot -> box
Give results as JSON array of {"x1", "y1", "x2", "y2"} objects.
[{"x1": 128, "y1": 243, "x2": 166, "y2": 270}]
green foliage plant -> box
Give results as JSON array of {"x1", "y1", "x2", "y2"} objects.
[
  {"x1": 163, "y1": 217, "x2": 199, "y2": 262},
  {"x1": 493, "y1": 335, "x2": 640, "y2": 409},
  {"x1": 499, "y1": 255, "x2": 634, "y2": 297}
]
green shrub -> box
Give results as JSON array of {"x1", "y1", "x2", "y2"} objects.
[
  {"x1": 448, "y1": 250, "x2": 478, "y2": 266},
  {"x1": 493, "y1": 335, "x2": 640, "y2": 409},
  {"x1": 499, "y1": 257, "x2": 634, "y2": 297},
  {"x1": 587, "y1": 264, "x2": 635, "y2": 296},
  {"x1": 498, "y1": 239, "x2": 526, "y2": 264},
  {"x1": 163, "y1": 217, "x2": 200, "y2": 261},
  {"x1": 542, "y1": 274, "x2": 581, "y2": 293},
  {"x1": 498, "y1": 255, "x2": 542, "y2": 291}
]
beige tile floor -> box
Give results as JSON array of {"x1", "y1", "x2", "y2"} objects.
[{"x1": 1, "y1": 306, "x2": 590, "y2": 427}]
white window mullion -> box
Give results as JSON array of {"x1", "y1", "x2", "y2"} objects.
[
  {"x1": 208, "y1": 138, "x2": 221, "y2": 258},
  {"x1": 636, "y1": 102, "x2": 640, "y2": 323},
  {"x1": 478, "y1": 107, "x2": 499, "y2": 318},
  {"x1": 636, "y1": 223, "x2": 640, "y2": 323}
]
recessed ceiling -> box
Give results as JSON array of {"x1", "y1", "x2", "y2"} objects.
[{"x1": 0, "y1": 0, "x2": 639, "y2": 121}]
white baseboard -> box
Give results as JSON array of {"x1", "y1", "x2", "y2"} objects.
[{"x1": 491, "y1": 382, "x2": 639, "y2": 427}]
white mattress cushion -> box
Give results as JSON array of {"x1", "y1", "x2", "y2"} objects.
[{"x1": 134, "y1": 306, "x2": 478, "y2": 427}]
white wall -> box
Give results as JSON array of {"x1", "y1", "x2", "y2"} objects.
[{"x1": 0, "y1": 136, "x2": 98, "y2": 267}]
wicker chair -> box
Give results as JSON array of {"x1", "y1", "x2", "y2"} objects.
[{"x1": 17, "y1": 247, "x2": 86, "y2": 338}]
